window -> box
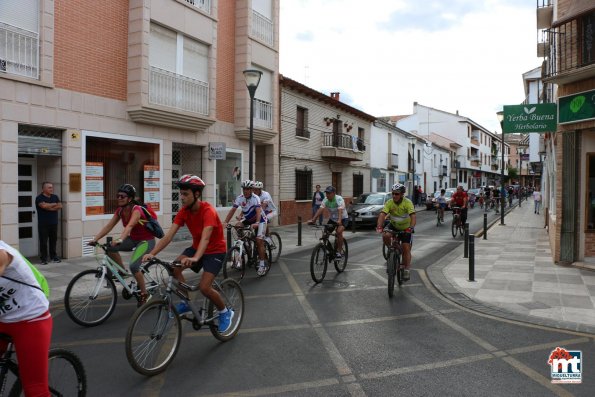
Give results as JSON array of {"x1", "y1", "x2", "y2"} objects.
[
  {"x1": 251, "y1": 65, "x2": 273, "y2": 129},
  {"x1": 377, "y1": 173, "x2": 386, "y2": 193},
  {"x1": 332, "y1": 172, "x2": 342, "y2": 195},
  {"x1": 295, "y1": 169, "x2": 312, "y2": 200},
  {"x1": 587, "y1": 154, "x2": 595, "y2": 230},
  {"x1": 252, "y1": 0, "x2": 273, "y2": 46},
  {"x1": 353, "y1": 174, "x2": 364, "y2": 197},
  {"x1": 417, "y1": 149, "x2": 421, "y2": 163},
  {"x1": 581, "y1": 12, "x2": 595, "y2": 66},
  {"x1": 84, "y1": 134, "x2": 161, "y2": 217},
  {"x1": 0, "y1": 0, "x2": 39, "y2": 79},
  {"x1": 296, "y1": 106, "x2": 309, "y2": 138},
  {"x1": 216, "y1": 152, "x2": 242, "y2": 207}
]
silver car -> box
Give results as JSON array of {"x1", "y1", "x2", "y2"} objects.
[{"x1": 348, "y1": 192, "x2": 391, "y2": 226}]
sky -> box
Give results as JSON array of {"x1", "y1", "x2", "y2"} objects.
[{"x1": 279, "y1": 0, "x2": 539, "y2": 134}]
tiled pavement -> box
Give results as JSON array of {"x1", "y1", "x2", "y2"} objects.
[{"x1": 428, "y1": 198, "x2": 595, "y2": 334}]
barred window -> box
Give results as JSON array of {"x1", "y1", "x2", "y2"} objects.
[
  {"x1": 295, "y1": 169, "x2": 312, "y2": 200},
  {"x1": 353, "y1": 174, "x2": 364, "y2": 197}
]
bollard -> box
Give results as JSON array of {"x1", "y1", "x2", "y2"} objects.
[
  {"x1": 518, "y1": 191, "x2": 521, "y2": 208},
  {"x1": 468, "y1": 234, "x2": 475, "y2": 282},
  {"x1": 297, "y1": 216, "x2": 302, "y2": 246},
  {"x1": 483, "y1": 213, "x2": 488, "y2": 240},
  {"x1": 463, "y1": 223, "x2": 469, "y2": 258},
  {"x1": 351, "y1": 212, "x2": 356, "y2": 234},
  {"x1": 226, "y1": 226, "x2": 232, "y2": 251}
]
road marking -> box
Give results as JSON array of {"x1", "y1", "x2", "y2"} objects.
[
  {"x1": 501, "y1": 356, "x2": 574, "y2": 397},
  {"x1": 197, "y1": 377, "x2": 340, "y2": 397}
]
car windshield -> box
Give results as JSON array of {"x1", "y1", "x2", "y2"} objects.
[
  {"x1": 435, "y1": 191, "x2": 454, "y2": 198},
  {"x1": 356, "y1": 193, "x2": 386, "y2": 205}
]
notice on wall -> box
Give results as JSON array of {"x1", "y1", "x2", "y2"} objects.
[
  {"x1": 143, "y1": 165, "x2": 160, "y2": 211},
  {"x1": 85, "y1": 162, "x2": 104, "y2": 215}
]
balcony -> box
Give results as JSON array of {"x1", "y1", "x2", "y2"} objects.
[
  {"x1": 321, "y1": 132, "x2": 364, "y2": 162},
  {"x1": 491, "y1": 164, "x2": 499, "y2": 171},
  {"x1": 252, "y1": 10, "x2": 274, "y2": 47},
  {"x1": 0, "y1": 22, "x2": 39, "y2": 79},
  {"x1": 536, "y1": 0, "x2": 553, "y2": 29},
  {"x1": 442, "y1": 165, "x2": 448, "y2": 177},
  {"x1": 182, "y1": 0, "x2": 211, "y2": 14},
  {"x1": 296, "y1": 127, "x2": 310, "y2": 139},
  {"x1": 128, "y1": 66, "x2": 215, "y2": 131},
  {"x1": 388, "y1": 153, "x2": 398, "y2": 169},
  {"x1": 254, "y1": 99, "x2": 273, "y2": 129}
]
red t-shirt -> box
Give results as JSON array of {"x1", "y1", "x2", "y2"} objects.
[
  {"x1": 451, "y1": 191, "x2": 468, "y2": 207},
  {"x1": 173, "y1": 202, "x2": 226, "y2": 254},
  {"x1": 115, "y1": 205, "x2": 154, "y2": 241}
]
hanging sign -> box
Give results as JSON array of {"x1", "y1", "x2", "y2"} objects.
[
  {"x1": 558, "y1": 89, "x2": 595, "y2": 124},
  {"x1": 502, "y1": 104, "x2": 557, "y2": 133}
]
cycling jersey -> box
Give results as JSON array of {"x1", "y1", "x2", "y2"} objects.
[
  {"x1": 381, "y1": 198, "x2": 415, "y2": 230},
  {"x1": 233, "y1": 193, "x2": 265, "y2": 223},
  {"x1": 451, "y1": 191, "x2": 468, "y2": 207},
  {"x1": 321, "y1": 195, "x2": 348, "y2": 221},
  {"x1": 258, "y1": 190, "x2": 277, "y2": 214}
]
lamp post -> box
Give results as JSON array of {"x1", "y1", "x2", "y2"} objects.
[
  {"x1": 409, "y1": 137, "x2": 416, "y2": 200},
  {"x1": 496, "y1": 111, "x2": 505, "y2": 226},
  {"x1": 243, "y1": 69, "x2": 263, "y2": 181}
]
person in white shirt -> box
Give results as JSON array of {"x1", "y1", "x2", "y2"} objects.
[{"x1": 532, "y1": 187, "x2": 542, "y2": 215}]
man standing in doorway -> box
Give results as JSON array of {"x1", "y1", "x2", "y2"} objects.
[{"x1": 35, "y1": 182, "x2": 62, "y2": 265}]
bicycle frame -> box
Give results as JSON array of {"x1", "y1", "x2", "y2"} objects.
[
  {"x1": 0, "y1": 339, "x2": 16, "y2": 395},
  {"x1": 91, "y1": 241, "x2": 149, "y2": 297}
]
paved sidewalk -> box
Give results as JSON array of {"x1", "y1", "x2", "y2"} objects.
[{"x1": 428, "y1": 198, "x2": 595, "y2": 334}]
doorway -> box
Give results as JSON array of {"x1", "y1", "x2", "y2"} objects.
[{"x1": 18, "y1": 158, "x2": 38, "y2": 257}]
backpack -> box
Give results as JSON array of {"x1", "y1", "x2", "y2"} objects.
[
  {"x1": 136, "y1": 204, "x2": 165, "y2": 239},
  {"x1": 1, "y1": 256, "x2": 50, "y2": 298}
]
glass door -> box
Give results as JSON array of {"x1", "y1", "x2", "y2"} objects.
[{"x1": 18, "y1": 158, "x2": 38, "y2": 257}]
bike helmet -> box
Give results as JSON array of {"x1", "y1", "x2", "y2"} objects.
[
  {"x1": 118, "y1": 184, "x2": 136, "y2": 198},
  {"x1": 254, "y1": 181, "x2": 264, "y2": 189},
  {"x1": 176, "y1": 174, "x2": 206, "y2": 192},
  {"x1": 324, "y1": 186, "x2": 336, "y2": 193},
  {"x1": 391, "y1": 183, "x2": 406, "y2": 193},
  {"x1": 241, "y1": 180, "x2": 255, "y2": 189}
]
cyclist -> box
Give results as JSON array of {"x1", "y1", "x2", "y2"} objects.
[
  {"x1": 493, "y1": 186, "x2": 501, "y2": 214},
  {"x1": 435, "y1": 188, "x2": 447, "y2": 223},
  {"x1": 0, "y1": 241, "x2": 52, "y2": 397},
  {"x1": 375, "y1": 183, "x2": 416, "y2": 281},
  {"x1": 89, "y1": 184, "x2": 155, "y2": 306},
  {"x1": 223, "y1": 180, "x2": 269, "y2": 276},
  {"x1": 142, "y1": 175, "x2": 233, "y2": 332},
  {"x1": 253, "y1": 181, "x2": 278, "y2": 244},
  {"x1": 308, "y1": 186, "x2": 349, "y2": 258},
  {"x1": 450, "y1": 185, "x2": 469, "y2": 225}
]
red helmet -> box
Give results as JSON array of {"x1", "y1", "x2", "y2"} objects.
[{"x1": 176, "y1": 174, "x2": 206, "y2": 192}]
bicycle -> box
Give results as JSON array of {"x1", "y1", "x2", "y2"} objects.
[
  {"x1": 64, "y1": 240, "x2": 170, "y2": 327},
  {"x1": 0, "y1": 334, "x2": 87, "y2": 396},
  {"x1": 383, "y1": 228, "x2": 408, "y2": 297},
  {"x1": 451, "y1": 207, "x2": 464, "y2": 238},
  {"x1": 435, "y1": 204, "x2": 444, "y2": 226},
  {"x1": 266, "y1": 230, "x2": 282, "y2": 263},
  {"x1": 125, "y1": 259, "x2": 244, "y2": 377},
  {"x1": 309, "y1": 224, "x2": 348, "y2": 283},
  {"x1": 222, "y1": 225, "x2": 272, "y2": 282}
]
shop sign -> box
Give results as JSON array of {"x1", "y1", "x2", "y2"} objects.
[
  {"x1": 558, "y1": 89, "x2": 595, "y2": 124},
  {"x1": 85, "y1": 162, "x2": 104, "y2": 215},
  {"x1": 502, "y1": 104, "x2": 557, "y2": 133},
  {"x1": 143, "y1": 165, "x2": 160, "y2": 212},
  {"x1": 208, "y1": 142, "x2": 226, "y2": 160}
]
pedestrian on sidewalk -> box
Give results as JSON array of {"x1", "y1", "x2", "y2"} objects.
[
  {"x1": 312, "y1": 185, "x2": 324, "y2": 225},
  {"x1": 35, "y1": 182, "x2": 62, "y2": 265},
  {"x1": 533, "y1": 187, "x2": 542, "y2": 214}
]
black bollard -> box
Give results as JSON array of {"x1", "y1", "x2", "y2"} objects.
[
  {"x1": 519, "y1": 190, "x2": 521, "y2": 208},
  {"x1": 468, "y1": 234, "x2": 475, "y2": 282},
  {"x1": 297, "y1": 216, "x2": 302, "y2": 246},
  {"x1": 226, "y1": 226, "x2": 232, "y2": 251},
  {"x1": 463, "y1": 223, "x2": 469, "y2": 258},
  {"x1": 483, "y1": 213, "x2": 488, "y2": 240},
  {"x1": 351, "y1": 212, "x2": 356, "y2": 234}
]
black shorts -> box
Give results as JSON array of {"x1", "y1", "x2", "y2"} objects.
[
  {"x1": 384, "y1": 222, "x2": 413, "y2": 245},
  {"x1": 180, "y1": 248, "x2": 225, "y2": 276}
]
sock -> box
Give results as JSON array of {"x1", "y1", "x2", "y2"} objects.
[
  {"x1": 219, "y1": 307, "x2": 228, "y2": 314},
  {"x1": 259, "y1": 260, "x2": 265, "y2": 267}
]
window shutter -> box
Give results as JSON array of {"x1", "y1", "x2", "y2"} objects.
[
  {"x1": 0, "y1": 0, "x2": 38, "y2": 33},
  {"x1": 149, "y1": 24, "x2": 177, "y2": 72},
  {"x1": 183, "y1": 36, "x2": 208, "y2": 82},
  {"x1": 252, "y1": 67, "x2": 272, "y2": 102}
]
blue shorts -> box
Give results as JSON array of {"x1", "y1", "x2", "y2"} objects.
[{"x1": 180, "y1": 248, "x2": 225, "y2": 276}]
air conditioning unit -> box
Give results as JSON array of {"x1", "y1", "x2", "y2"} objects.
[{"x1": 0, "y1": 59, "x2": 6, "y2": 72}]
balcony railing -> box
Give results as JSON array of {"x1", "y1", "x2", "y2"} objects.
[
  {"x1": 295, "y1": 127, "x2": 310, "y2": 138},
  {"x1": 323, "y1": 132, "x2": 365, "y2": 152},
  {"x1": 253, "y1": 98, "x2": 273, "y2": 129},
  {"x1": 442, "y1": 165, "x2": 448, "y2": 176},
  {"x1": 252, "y1": 10, "x2": 274, "y2": 46},
  {"x1": 183, "y1": 0, "x2": 211, "y2": 14},
  {"x1": 0, "y1": 22, "x2": 39, "y2": 79},
  {"x1": 149, "y1": 66, "x2": 209, "y2": 115}
]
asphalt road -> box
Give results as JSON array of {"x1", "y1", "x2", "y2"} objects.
[{"x1": 50, "y1": 204, "x2": 594, "y2": 396}]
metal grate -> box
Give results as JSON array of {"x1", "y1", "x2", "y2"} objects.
[
  {"x1": 171, "y1": 143, "x2": 203, "y2": 241},
  {"x1": 18, "y1": 125, "x2": 63, "y2": 156},
  {"x1": 82, "y1": 236, "x2": 95, "y2": 257}
]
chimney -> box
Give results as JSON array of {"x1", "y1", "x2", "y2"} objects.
[{"x1": 330, "y1": 92, "x2": 340, "y2": 100}]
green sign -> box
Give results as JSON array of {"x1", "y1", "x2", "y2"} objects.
[
  {"x1": 502, "y1": 104, "x2": 557, "y2": 133},
  {"x1": 558, "y1": 89, "x2": 595, "y2": 124}
]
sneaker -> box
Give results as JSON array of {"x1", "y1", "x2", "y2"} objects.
[
  {"x1": 175, "y1": 300, "x2": 191, "y2": 316},
  {"x1": 40, "y1": 260, "x2": 48, "y2": 266},
  {"x1": 137, "y1": 292, "x2": 149, "y2": 308},
  {"x1": 257, "y1": 264, "x2": 268, "y2": 276},
  {"x1": 402, "y1": 269, "x2": 411, "y2": 281},
  {"x1": 52, "y1": 257, "x2": 61, "y2": 263},
  {"x1": 264, "y1": 236, "x2": 273, "y2": 245},
  {"x1": 218, "y1": 309, "x2": 235, "y2": 333}
]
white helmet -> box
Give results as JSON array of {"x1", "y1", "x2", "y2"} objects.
[
  {"x1": 240, "y1": 180, "x2": 255, "y2": 188},
  {"x1": 391, "y1": 183, "x2": 406, "y2": 193},
  {"x1": 254, "y1": 181, "x2": 264, "y2": 189}
]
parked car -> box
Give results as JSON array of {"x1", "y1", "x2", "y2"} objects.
[
  {"x1": 427, "y1": 188, "x2": 456, "y2": 210},
  {"x1": 348, "y1": 192, "x2": 391, "y2": 226}
]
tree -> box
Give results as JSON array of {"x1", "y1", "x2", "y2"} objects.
[{"x1": 507, "y1": 167, "x2": 518, "y2": 182}]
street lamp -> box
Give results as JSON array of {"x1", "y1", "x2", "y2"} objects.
[
  {"x1": 496, "y1": 111, "x2": 505, "y2": 226},
  {"x1": 243, "y1": 69, "x2": 262, "y2": 180},
  {"x1": 409, "y1": 137, "x2": 416, "y2": 199}
]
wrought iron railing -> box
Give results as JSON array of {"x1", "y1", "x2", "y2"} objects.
[
  {"x1": 323, "y1": 132, "x2": 365, "y2": 152},
  {"x1": 295, "y1": 127, "x2": 310, "y2": 138},
  {"x1": 183, "y1": 0, "x2": 211, "y2": 14},
  {"x1": 253, "y1": 99, "x2": 272, "y2": 129},
  {"x1": 252, "y1": 10, "x2": 274, "y2": 46},
  {"x1": 0, "y1": 22, "x2": 39, "y2": 79},
  {"x1": 149, "y1": 66, "x2": 209, "y2": 115}
]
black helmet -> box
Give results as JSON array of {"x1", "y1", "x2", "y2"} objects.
[
  {"x1": 118, "y1": 184, "x2": 136, "y2": 198},
  {"x1": 324, "y1": 186, "x2": 336, "y2": 193}
]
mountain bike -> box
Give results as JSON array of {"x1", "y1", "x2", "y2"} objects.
[
  {"x1": 222, "y1": 225, "x2": 272, "y2": 282},
  {"x1": 125, "y1": 259, "x2": 244, "y2": 377},
  {"x1": 0, "y1": 334, "x2": 87, "y2": 396},
  {"x1": 266, "y1": 231, "x2": 282, "y2": 263},
  {"x1": 309, "y1": 224, "x2": 348, "y2": 283},
  {"x1": 64, "y1": 241, "x2": 170, "y2": 327},
  {"x1": 383, "y1": 229, "x2": 407, "y2": 297},
  {"x1": 451, "y1": 207, "x2": 464, "y2": 238}
]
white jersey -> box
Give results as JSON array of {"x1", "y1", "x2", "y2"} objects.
[
  {"x1": 233, "y1": 193, "x2": 265, "y2": 223},
  {"x1": 0, "y1": 241, "x2": 49, "y2": 323},
  {"x1": 258, "y1": 190, "x2": 277, "y2": 214}
]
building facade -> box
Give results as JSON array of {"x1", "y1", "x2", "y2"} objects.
[
  {"x1": 0, "y1": 0, "x2": 280, "y2": 259},
  {"x1": 369, "y1": 120, "x2": 412, "y2": 193}
]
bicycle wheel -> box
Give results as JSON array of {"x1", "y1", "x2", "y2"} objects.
[
  {"x1": 268, "y1": 232, "x2": 282, "y2": 263},
  {"x1": 142, "y1": 261, "x2": 171, "y2": 298},
  {"x1": 387, "y1": 251, "x2": 396, "y2": 298},
  {"x1": 262, "y1": 241, "x2": 273, "y2": 276},
  {"x1": 125, "y1": 299, "x2": 181, "y2": 377},
  {"x1": 334, "y1": 238, "x2": 348, "y2": 273},
  {"x1": 395, "y1": 253, "x2": 403, "y2": 286},
  {"x1": 208, "y1": 279, "x2": 245, "y2": 341},
  {"x1": 382, "y1": 242, "x2": 388, "y2": 260},
  {"x1": 222, "y1": 246, "x2": 246, "y2": 282},
  {"x1": 309, "y1": 243, "x2": 327, "y2": 283},
  {"x1": 64, "y1": 269, "x2": 117, "y2": 327},
  {"x1": 451, "y1": 216, "x2": 458, "y2": 238}
]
